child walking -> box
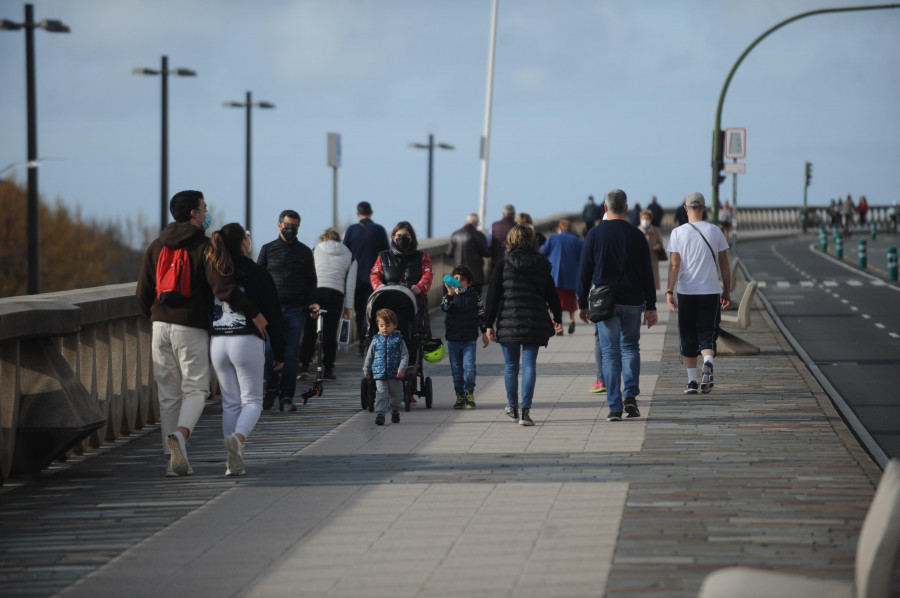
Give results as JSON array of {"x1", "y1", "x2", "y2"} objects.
[
  {"x1": 363, "y1": 308, "x2": 409, "y2": 425},
  {"x1": 441, "y1": 265, "x2": 485, "y2": 409}
]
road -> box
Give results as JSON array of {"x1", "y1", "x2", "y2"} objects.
[{"x1": 736, "y1": 235, "x2": 900, "y2": 465}]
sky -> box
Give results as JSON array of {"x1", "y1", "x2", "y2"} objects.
[{"x1": 2, "y1": 0, "x2": 899, "y2": 251}]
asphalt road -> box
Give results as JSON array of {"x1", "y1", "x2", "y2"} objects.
[{"x1": 736, "y1": 234, "x2": 900, "y2": 465}]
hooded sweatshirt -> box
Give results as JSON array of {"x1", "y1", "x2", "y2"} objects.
[
  {"x1": 313, "y1": 240, "x2": 358, "y2": 309},
  {"x1": 136, "y1": 222, "x2": 260, "y2": 329}
]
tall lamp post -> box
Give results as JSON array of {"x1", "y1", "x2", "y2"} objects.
[
  {"x1": 409, "y1": 134, "x2": 454, "y2": 239},
  {"x1": 223, "y1": 91, "x2": 275, "y2": 235},
  {"x1": 133, "y1": 56, "x2": 196, "y2": 232},
  {"x1": 2, "y1": 3, "x2": 70, "y2": 295}
]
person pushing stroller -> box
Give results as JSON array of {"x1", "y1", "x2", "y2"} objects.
[{"x1": 363, "y1": 308, "x2": 409, "y2": 425}]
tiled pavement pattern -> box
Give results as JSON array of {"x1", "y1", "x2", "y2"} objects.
[{"x1": 0, "y1": 267, "x2": 887, "y2": 598}]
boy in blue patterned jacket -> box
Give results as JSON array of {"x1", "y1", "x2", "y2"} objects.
[{"x1": 363, "y1": 308, "x2": 410, "y2": 425}]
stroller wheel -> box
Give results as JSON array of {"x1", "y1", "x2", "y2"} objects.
[
  {"x1": 403, "y1": 380, "x2": 412, "y2": 412},
  {"x1": 424, "y1": 377, "x2": 433, "y2": 408}
]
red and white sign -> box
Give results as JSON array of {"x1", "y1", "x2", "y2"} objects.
[{"x1": 724, "y1": 127, "x2": 746, "y2": 159}]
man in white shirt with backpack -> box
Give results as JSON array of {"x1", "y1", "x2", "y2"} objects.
[{"x1": 665, "y1": 192, "x2": 731, "y2": 395}]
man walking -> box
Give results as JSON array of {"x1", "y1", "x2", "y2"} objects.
[
  {"x1": 258, "y1": 209, "x2": 319, "y2": 412},
  {"x1": 137, "y1": 190, "x2": 264, "y2": 477},
  {"x1": 665, "y1": 192, "x2": 731, "y2": 394},
  {"x1": 343, "y1": 201, "x2": 389, "y2": 353},
  {"x1": 578, "y1": 189, "x2": 657, "y2": 421},
  {"x1": 446, "y1": 213, "x2": 491, "y2": 295}
]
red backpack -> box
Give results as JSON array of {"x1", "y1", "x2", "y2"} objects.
[{"x1": 155, "y1": 246, "x2": 192, "y2": 306}]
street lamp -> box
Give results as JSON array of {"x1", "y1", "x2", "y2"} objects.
[
  {"x1": 223, "y1": 91, "x2": 275, "y2": 235},
  {"x1": 409, "y1": 134, "x2": 454, "y2": 238},
  {"x1": 133, "y1": 55, "x2": 196, "y2": 232},
  {"x1": 2, "y1": 3, "x2": 70, "y2": 295}
]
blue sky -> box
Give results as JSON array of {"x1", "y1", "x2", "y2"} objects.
[{"x1": 2, "y1": 0, "x2": 898, "y2": 250}]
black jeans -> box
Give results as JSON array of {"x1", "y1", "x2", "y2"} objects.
[
  {"x1": 300, "y1": 287, "x2": 345, "y2": 372},
  {"x1": 676, "y1": 293, "x2": 721, "y2": 357}
]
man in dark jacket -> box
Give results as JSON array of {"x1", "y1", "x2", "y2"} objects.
[
  {"x1": 648, "y1": 195, "x2": 663, "y2": 228},
  {"x1": 577, "y1": 189, "x2": 658, "y2": 422},
  {"x1": 137, "y1": 190, "x2": 263, "y2": 477},
  {"x1": 489, "y1": 204, "x2": 516, "y2": 269},
  {"x1": 258, "y1": 209, "x2": 319, "y2": 411},
  {"x1": 446, "y1": 213, "x2": 491, "y2": 295},
  {"x1": 343, "y1": 201, "x2": 390, "y2": 353}
]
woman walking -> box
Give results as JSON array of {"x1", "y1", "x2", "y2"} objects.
[
  {"x1": 207, "y1": 223, "x2": 285, "y2": 476},
  {"x1": 483, "y1": 225, "x2": 563, "y2": 426},
  {"x1": 300, "y1": 227, "x2": 357, "y2": 380},
  {"x1": 541, "y1": 219, "x2": 584, "y2": 334},
  {"x1": 639, "y1": 209, "x2": 665, "y2": 290}
]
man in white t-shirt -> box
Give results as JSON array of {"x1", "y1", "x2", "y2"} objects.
[{"x1": 665, "y1": 192, "x2": 731, "y2": 394}]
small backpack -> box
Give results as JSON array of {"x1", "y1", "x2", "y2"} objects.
[{"x1": 155, "y1": 246, "x2": 192, "y2": 306}]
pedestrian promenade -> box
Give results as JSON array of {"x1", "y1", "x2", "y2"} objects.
[{"x1": 0, "y1": 267, "x2": 883, "y2": 598}]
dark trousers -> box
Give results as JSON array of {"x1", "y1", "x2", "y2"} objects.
[
  {"x1": 353, "y1": 283, "x2": 373, "y2": 349},
  {"x1": 299, "y1": 287, "x2": 344, "y2": 372}
]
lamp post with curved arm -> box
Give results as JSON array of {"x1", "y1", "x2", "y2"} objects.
[
  {"x1": 409, "y1": 134, "x2": 455, "y2": 239},
  {"x1": 711, "y1": 3, "x2": 900, "y2": 220}
]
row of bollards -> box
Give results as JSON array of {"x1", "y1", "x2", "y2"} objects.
[{"x1": 819, "y1": 225, "x2": 897, "y2": 281}]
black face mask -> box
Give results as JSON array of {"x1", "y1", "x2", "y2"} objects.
[
  {"x1": 281, "y1": 226, "x2": 297, "y2": 242},
  {"x1": 394, "y1": 234, "x2": 412, "y2": 252}
]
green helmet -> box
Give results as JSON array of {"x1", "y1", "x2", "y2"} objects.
[{"x1": 423, "y1": 339, "x2": 445, "y2": 363}]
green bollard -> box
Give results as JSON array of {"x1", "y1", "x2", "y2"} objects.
[
  {"x1": 819, "y1": 226, "x2": 828, "y2": 252},
  {"x1": 888, "y1": 247, "x2": 898, "y2": 282},
  {"x1": 871, "y1": 220, "x2": 877, "y2": 240},
  {"x1": 858, "y1": 239, "x2": 867, "y2": 268},
  {"x1": 835, "y1": 234, "x2": 843, "y2": 260}
]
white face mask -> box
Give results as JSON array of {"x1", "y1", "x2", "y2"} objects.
[{"x1": 641, "y1": 219, "x2": 651, "y2": 228}]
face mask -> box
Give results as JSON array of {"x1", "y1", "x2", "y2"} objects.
[
  {"x1": 394, "y1": 234, "x2": 412, "y2": 252},
  {"x1": 281, "y1": 226, "x2": 297, "y2": 242},
  {"x1": 641, "y1": 219, "x2": 651, "y2": 228},
  {"x1": 201, "y1": 211, "x2": 212, "y2": 230}
]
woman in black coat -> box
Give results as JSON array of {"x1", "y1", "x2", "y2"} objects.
[{"x1": 483, "y1": 225, "x2": 562, "y2": 426}]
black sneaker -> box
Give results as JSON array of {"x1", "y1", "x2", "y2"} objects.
[
  {"x1": 263, "y1": 389, "x2": 277, "y2": 411},
  {"x1": 684, "y1": 381, "x2": 699, "y2": 394},
  {"x1": 324, "y1": 370, "x2": 337, "y2": 381},
  {"x1": 700, "y1": 362, "x2": 714, "y2": 394},
  {"x1": 607, "y1": 411, "x2": 623, "y2": 422},
  {"x1": 375, "y1": 413, "x2": 385, "y2": 425},
  {"x1": 298, "y1": 366, "x2": 310, "y2": 380},
  {"x1": 391, "y1": 410, "x2": 400, "y2": 424},
  {"x1": 505, "y1": 405, "x2": 519, "y2": 422},
  {"x1": 623, "y1": 397, "x2": 640, "y2": 419},
  {"x1": 519, "y1": 408, "x2": 534, "y2": 426},
  {"x1": 280, "y1": 400, "x2": 296, "y2": 412}
]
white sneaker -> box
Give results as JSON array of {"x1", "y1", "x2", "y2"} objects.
[
  {"x1": 165, "y1": 461, "x2": 194, "y2": 477},
  {"x1": 224, "y1": 434, "x2": 245, "y2": 476},
  {"x1": 166, "y1": 432, "x2": 191, "y2": 476}
]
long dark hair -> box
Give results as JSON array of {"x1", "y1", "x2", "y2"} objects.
[{"x1": 206, "y1": 222, "x2": 246, "y2": 277}]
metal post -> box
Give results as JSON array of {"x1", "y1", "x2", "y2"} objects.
[
  {"x1": 731, "y1": 165, "x2": 738, "y2": 256},
  {"x1": 332, "y1": 166, "x2": 338, "y2": 230},
  {"x1": 477, "y1": 0, "x2": 499, "y2": 232},
  {"x1": 24, "y1": 4, "x2": 40, "y2": 294},
  {"x1": 427, "y1": 134, "x2": 434, "y2": 238},
  {"x1": 245, "y1": 91, "x2": 252, "y2": 234},
  {"x1": 161, "y1": 55, "x2": 168, "y2": 231}
]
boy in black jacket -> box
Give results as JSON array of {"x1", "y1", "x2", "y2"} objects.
[{"x1": 441, "y1": 265, "x2": 486, "y2": 409}]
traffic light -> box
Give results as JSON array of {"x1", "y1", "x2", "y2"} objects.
[
  {"x1": 712, "y1": 159, "x2": 726, "y2": 187},
  {"x1": 805, "y1": 162, "x2": 812, "y2": 187}
]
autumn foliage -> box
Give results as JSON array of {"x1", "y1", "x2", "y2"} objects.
[{"x1": 0, "y1": 178, "x2": 145, "y2": 298}]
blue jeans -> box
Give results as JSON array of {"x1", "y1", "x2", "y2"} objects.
[
  {"x1": 500, "y1": 343, "x2": 540, "y2": 409},
  {"x1": 265, "y1": 306, "x2": 303, "y2": 404},
  {"x1": 447, "y1": 340, "x2": 477, "y2": 395},
  {"x1": 594, "y1": 325, "x2": 603, "y2": 382},
  {"x1": 597, "y1": 305, "x2": 643, "y2": 412}
]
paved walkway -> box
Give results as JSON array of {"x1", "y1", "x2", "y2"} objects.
[{"x1": 0, "y1": 267, "x2": 883, "y2": 598}]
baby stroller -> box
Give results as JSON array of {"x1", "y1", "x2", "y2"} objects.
[{"x1": 359, "y1": 285, "x2": 434, "y2": 412}]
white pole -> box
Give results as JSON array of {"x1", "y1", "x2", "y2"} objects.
[{"x1": 477, "y1": 0, "x2": 499, "y2": 232}]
